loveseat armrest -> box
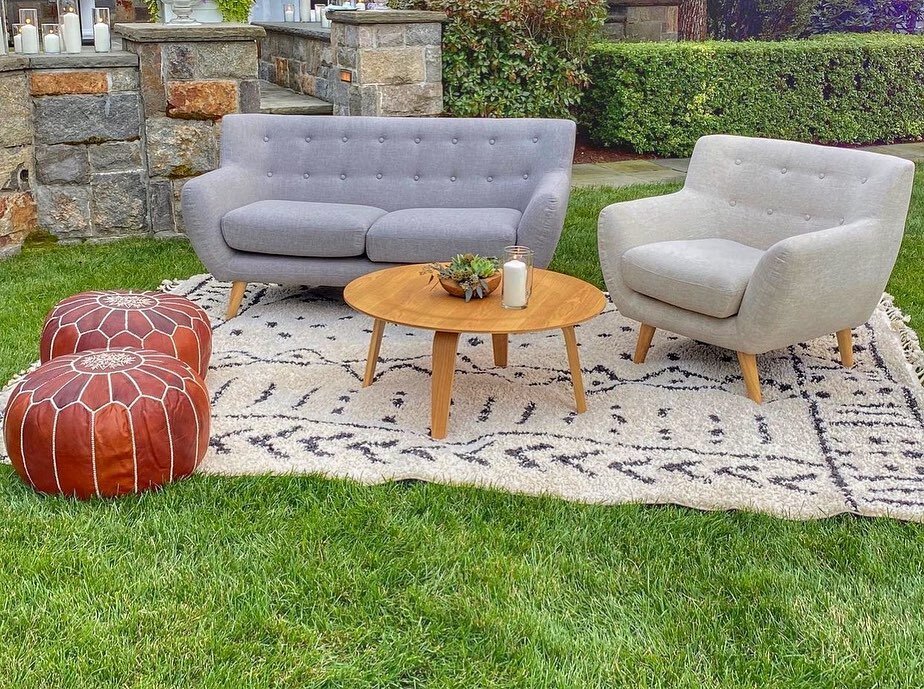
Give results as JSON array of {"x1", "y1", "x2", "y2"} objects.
[
  {"x1": 735, "y1": 220, "x2": 898, "y2": 353},
  {"x1": 181, "y1": 166, "x2": 264, "y2": 280},
  {"x1": 517, "y1": 170, "x2": 571, "y2": 268}
]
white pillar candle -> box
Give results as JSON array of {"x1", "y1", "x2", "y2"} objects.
[
  {"x1": 20, "y1": 22, "x2": 39, "y2": 54},
  {"x1": 13, "y1": 32, "x2": 22, "y2": 53},
  {"x1": 284, "y1": 7, "x2": 295, "y2": 20},
  {"x1": 502, "y1": 259, "x2": 528, "y2": 308},
  {"x1": 310, "y1": 8, "x2": 317, "y2": 21},
  {"x1": 93, "y1": 21, "x2": 110, "y2": 52},
  {"x1": 357, "y1": 2, "x2": 365, "y2": 8},
  {"x1": 63, "y1": 12, "x2": 81, "y2": 53},
  {"x1": 43, "y1": 31, "x2": 61, "y2": 53},
  {"x1": 299, "y1": 0, "x2": 310, "y2": 20}
]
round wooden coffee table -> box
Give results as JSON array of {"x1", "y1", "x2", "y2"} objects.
[{"x1": 344, "y1": 265, "x2": 606, "y2": 439}]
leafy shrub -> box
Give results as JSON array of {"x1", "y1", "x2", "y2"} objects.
[
  {"x1": 809, "y1": 0, "x2": 924, "y2": 34},
  {"x1": 391, "y1": 0, "x2": 606, "y2": 118},
  {"x1": 579, "y1": 34, "x2": 924, "y2": 157}
]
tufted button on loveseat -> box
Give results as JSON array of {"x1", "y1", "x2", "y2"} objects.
[
  {"x1": 598, "y1": 134, "x2": 915, "y2": 403},
  {"x1": 181, "y1": 114, "x2": 576, "y2": 318}
]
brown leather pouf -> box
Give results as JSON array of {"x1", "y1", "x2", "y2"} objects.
[
  {"x1": 3, "y1": 348, "x2": 210, "y2": 498},
  {"x1": 40, "y1": 290, "x2": 213, "y2": 379}
]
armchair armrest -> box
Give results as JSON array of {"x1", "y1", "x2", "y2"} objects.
[
  {"x1": 517, "y1": 170, "x2": 571, "y2": 268},
  {"x1": 736, "y1": 220, "x2": 900, "y2": 353},
  {"x1": 180, "y1": 166, "x2": 263, "y2": 280},
  {"x1": 597, "y1": 189, "x2": 725, "y2": 295}
]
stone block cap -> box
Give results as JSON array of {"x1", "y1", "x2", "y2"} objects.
[
  {"x1": 114, "y1": 22, "x2": 266, "y2": 42},
  {"x1": 330, "y1": 9, "x2": 448, "y2": 24}
]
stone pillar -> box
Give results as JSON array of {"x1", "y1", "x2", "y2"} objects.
[
  {"x1": 0, "y1": 58, "x2": 36, "y2": 258},
  {"x1": 115, "y1": 23, "x2": 265, "y2": 235},
  {"x1": 29, "y1": 53, "x2": 146, "y2": 244},
  {"x1": 330, "y1": 10, "x2": 447, "y2": 116},
  {"x1": 604, "y1": 0, "x2": 680, "y2": 41}
]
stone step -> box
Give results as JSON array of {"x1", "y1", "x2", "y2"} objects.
[{"x1": 259, "y1": 80, "x2": 333, "y2": 115}]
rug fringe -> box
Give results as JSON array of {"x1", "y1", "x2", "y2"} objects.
[{"x1": 879, "y1": 293, "x2": 924, "y2": 387}]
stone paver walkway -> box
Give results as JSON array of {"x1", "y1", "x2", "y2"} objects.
[
  {"x1": 259, "y1": 80, "x2": 332, "y2": 115},
  {"x1": 572, "y1": 142, "x2": 924, "y2": 189}
]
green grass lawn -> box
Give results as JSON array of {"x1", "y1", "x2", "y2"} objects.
[{"x1": 0, "y1": 168, "x2": 922, "y2": 688}]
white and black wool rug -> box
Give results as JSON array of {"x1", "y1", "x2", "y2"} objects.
[{"x1": 3, "y1": 275, "x2": 924, "y2": 521}]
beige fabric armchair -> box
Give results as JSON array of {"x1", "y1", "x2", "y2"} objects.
[{"x1": 598, "y1": 135, "x2": 915, "y2": 402}]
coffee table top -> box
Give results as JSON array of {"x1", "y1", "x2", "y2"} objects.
[{"x1": 344, "y1": 265, "x2": 606, "y2": 334}]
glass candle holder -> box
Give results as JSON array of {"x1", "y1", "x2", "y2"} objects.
[
  {"x1": 41, "y1": 23, "x2": 61, "y2": 53},
  {"x1": 17, "y1": 9, "x2": 39, "y2": 53},
  {"x1": 58, "y1": 2, "x2": 81, "y2": 53},
  {"x1": 501, "y1": 246, "x2": 534, "y2": 310},
  {"x1": 92, "y1": 7, "x2": 110, "y2": 52},
  {"x1": 11, "y1": 23, "x2": 21, "y2": 53},
  {"x1": 283, "y1": 3, "x2": 295, "y2": 20}
]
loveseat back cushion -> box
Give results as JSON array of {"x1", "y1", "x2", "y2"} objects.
[
  {"x1": 219, "y1": 115, "x2": 575, "y2": 213},
  {"x1": 622, "y1": 238, "x2": 765, "y2": 319},
  {"x1": 366, "y1": 208, "x2": 521, "y2": 264},
  {"x1": 221, "y1": 200, "x2": 386, "y2": 258}
]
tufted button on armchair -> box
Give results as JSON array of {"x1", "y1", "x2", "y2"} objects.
[{"x1": 598, "y1": 135, "x2": 915, "y2": 403}]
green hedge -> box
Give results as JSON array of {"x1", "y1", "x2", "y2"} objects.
[
  {"x1": 579, "y1": 34, "x2": 924, "y2": 157},
  {"x1": 392, "y1": 0, "x2": 605, "y2": 118}
]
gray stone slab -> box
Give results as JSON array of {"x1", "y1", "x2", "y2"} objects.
[
  {"x1": 571, "y1": 161, "x2": 685, "y2": 189},
  {"x1": 331, "y1": 9, "x2": 448, "y2": 24},
  {"x1": 254, "y1": 22, "x2": 331, "y2": 41},
  {"x1": 33, "y1": 92, "x2": 142, "y2": 145},
  {"x1": 0, "y1": 56, "x2": 29, "y2": 73},
  {"x1": 91, "y1": 171, "x2": 148, "y2": 232},
  {"x1": 259, "y1": 80, "x2": 332, "y2": 115},
  {"x1": 35, "y1": 144, "x2": 90, "y2": 185},
  {"x1": 654, "y1": 157, "x2": 690, "y2": 173},
  {"x1": 88, "y1": 141, "x2": 144, "y2": 172},
  {"x1": 36, "y1": 184, "x2": 92, "y2": 238},
  {"x1": 27, "y1": 49, "x2": 137, "y2": 69},
  {"x1": 861, "y1": 142, "x2": 924, "y2": 162},
  {"x1": 115, "y1": 22, "x2": 265, "y2": 42}
]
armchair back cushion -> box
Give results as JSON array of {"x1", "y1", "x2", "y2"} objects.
[
  {"x1": 219, "y1": 114, "x2": 576, "y2": 213},
  {"x1": 684, "y1": 135, "x2": 915, "y2": 250}
]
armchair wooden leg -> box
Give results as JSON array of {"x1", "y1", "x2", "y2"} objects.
[
  {"x1": 836, "y1": 329, "x2": 854, "y2": 368},
  {"x1": 737, "y1": 352, "x2": 762, "y2": 404},
  {"x1": 633, "y1": 324, "x2": 656, "y2": 364},
  {"x1": 226, "y1": 281, "x2": 247, "y2": 320}
]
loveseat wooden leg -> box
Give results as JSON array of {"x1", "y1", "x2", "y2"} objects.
[
  {"x1": 226, "y1": 281, "x2": 247, "y2": 320},
  {"x1": 633, "y1": 324, "x2": 656, "y2": 364},
  {"x1": 836, "y1": 329, "x2": 854, "y2": 368},
  {"x1": 737, "y1": 352, "x2": 762, "y2": 404}
]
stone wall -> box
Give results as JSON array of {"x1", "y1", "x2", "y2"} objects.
[
  {"x1": 604, "y1": 0, "x2": 680, "y2": 41},
  {"x1": 119, "y1": 23, "x2": 265, "y2": 236},
  {"x1": 30, "y1": 55, "x2": 147, "y2": 243},
  {"x1": 0, "y1": 59, "x2": 36, "y2": 258},
  {"x1": 256, "y1": 10, "x2": 446, "y2": 116}
]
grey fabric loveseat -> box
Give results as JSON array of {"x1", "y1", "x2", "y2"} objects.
[
  {"x1": 598, "y1": 135, "x2": 915, "y2": 403},
  {"x1": 181, "y1": 114, "x2": 576, "y2": 318}
]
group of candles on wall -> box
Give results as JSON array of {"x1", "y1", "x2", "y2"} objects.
[
  {"x1": 3, "y1": 3, "x2": 111, "y2": 56},
  {"x1": 282, "y1": 0, "x2": 386, "y2": 27}
]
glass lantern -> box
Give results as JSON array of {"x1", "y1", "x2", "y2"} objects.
[
  {"x1": 17, "y1": 8, "x2": 38, "y2": 53},
  {"x1": 501, "y1": 246, "x2": 535, "y2": 310},
  {"x1": 57, "y1": 1, "x2": 81, "y2": 53},
  {"x1": 41, "y1": 23, "x2": 61, "y2": 53},
  {"x1": 283, "y1": 3, "x2": 295, "y2": 20},
  {"x1": 92, "y1": 7, "x2": 110, "y2": 52}
]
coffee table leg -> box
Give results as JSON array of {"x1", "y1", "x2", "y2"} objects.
[
  {"x1": 431, "y1": 330, "x2": 460, "y2": 439},
  {"x1": 492, "y1": 333, "x2": 508, "y2": 367},
  {"x1": 562, "y1": 326, "x2": 587, "y2": 414},
  {"x1": 362, "y1": 318, "x2": 386, "y2": 387}
]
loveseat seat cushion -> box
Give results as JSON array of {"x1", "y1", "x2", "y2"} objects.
[
  {"x1": 221, "y1": 200, "x2": 387, "y2": 258},
  {"x1": 621, "y1": 238, "x2": 764, "y2": 319},
  {"x1": 366, "y1": 208, "x2": 521, "y2": 264}
]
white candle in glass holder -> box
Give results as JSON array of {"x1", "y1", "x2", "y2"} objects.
[
  {"x1": 284, "y1": 5, "x2": 295, "y2": 20},
  {"x1": 43, "y1": 27, "x2": 61, "y2": 53},
  {"x1": 63, "y1": 10, "x2": 81, "y2": 53},
  {"x1": 93, "y1": 23, "x2": 110, "y2": 51},
  {"x1": 298, "y1": 0, "x2": 310, "y2": 20},
  {"x1": 13, "y1": 30, "x2": 22, "y2": 53},
  {"x1": 309, "y1": 8, "x2": 317, "y2": 21},
  {"x1": 20, "y1": 21, "x2": 39, "y2": 54},
  {"x1": 502, "y1": 259, "x2": 528, "y2": 308}
]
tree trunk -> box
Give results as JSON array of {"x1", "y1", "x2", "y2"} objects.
[{"x1": 678, "y1": 0, "x2": 708, "y2": 40}]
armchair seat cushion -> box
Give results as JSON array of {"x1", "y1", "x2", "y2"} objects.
[
  {"x1": 366, "y1": 208, "x2": 520, "y2": 263},
  {"x1": 221, "y1": 200, "x2": 387, "y2": 258},
  {"x1": 622, "y1": 238, "x2": 764, "y2": 319}
]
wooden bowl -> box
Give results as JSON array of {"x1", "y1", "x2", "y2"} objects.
[{"x1": 439, "y1": 272, "x2": 502, "y2": 299}]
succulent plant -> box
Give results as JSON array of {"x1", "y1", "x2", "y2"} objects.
[{"x1": 424, "y1": 253, "x2": 500, "y2": 302}]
